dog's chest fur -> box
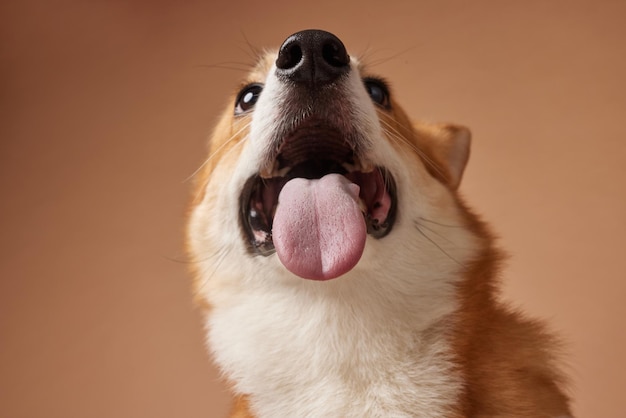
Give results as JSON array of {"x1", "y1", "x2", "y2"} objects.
[{"x1": 207, "y1": 279, "x2": 462, "y2": 417}]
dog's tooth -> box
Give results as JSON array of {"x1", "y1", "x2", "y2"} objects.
[
  {"x1": 260, "y1": 160, "x2": 286, "y2": 179},
  {"x1": 276, "y1": 166, "x2": 291, "y2": 177},
  {"x1": 342, "y1": 156, "x2": 366, "y2": 173},
  {"x1": 360, "y1": 160, "x2": 375, "y2": 173},
  {"x1": 259, "y1": 163, "x2": 275, "y2": 179},
  {"x1": 358, "y1": 198, "x2": 367, "y2": 214},
  {"x1": 273, "y1": 160, "x2": 284, "y2": 176}
]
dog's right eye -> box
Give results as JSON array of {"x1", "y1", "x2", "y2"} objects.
[{"x1": 235, "y1": 84, "x2": 263, "y2": 115}]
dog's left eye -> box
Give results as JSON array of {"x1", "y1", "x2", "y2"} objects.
[
  {"x1": 364, "y1": 78, "x2": 390, "y2": 108},
  {"x1": 235, "y1": 84, "x2": 263, "y2": 115}
]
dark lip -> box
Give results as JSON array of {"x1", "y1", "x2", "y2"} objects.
[{"x1": 239, "y1": 120, "x2": 397, "y2": 256}]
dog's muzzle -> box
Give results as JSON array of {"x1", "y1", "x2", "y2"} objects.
[{"x1": 239, "y1": 30, "x2": 397, "y2": 280}]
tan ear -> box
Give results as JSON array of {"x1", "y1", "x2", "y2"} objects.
[
  {"x1": 438, "y1": 124, "x2": 471, "y2": 189},
  {"x1": 413, "y1": 122, "x2": 471, "y2": 190}
]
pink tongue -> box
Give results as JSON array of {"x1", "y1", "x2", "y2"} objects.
[{"x1": 272, "y1": 173, "x2": 366, "y2": 280}]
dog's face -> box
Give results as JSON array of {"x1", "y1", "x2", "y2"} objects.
[{"x1": 188, "y1": 30, "x2": 483, "y2": 303}]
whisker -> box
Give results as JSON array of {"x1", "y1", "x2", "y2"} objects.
[
  {"x1": 417, "y1": 217, "x2": 464, "y2": 228},
  {"x1": 191, "y1": 136, "x2": 248, "y2": 204},
  {"x1": 413, "y1": 221, "x2": 455, "y2": 245},
  {"x1": 413, "y1": 221, "x2": 465, "y2": 267},
  {"x1": 378, "y1": 116, "x2": 449, "y2": 182},
  {"x1": 162, "y1": 244, "x2": 230, "y2": 266},
  {"x1": 184, "y1": 120, "x2": 251, "y2": 184},
  {"x1": 355, "y1": 43, "x2": 374, "y2": 64},
  {"x1": 193, "y1": 245, "x2": 233, "y2": 296},
  {"x1": 195, "y1": 63, "x2": 253, "y2": 73},
  {"x1": 239, "y1": 30, "x2": 263, "y2": 62},
  {"x1": 366, "y1": 45, "x2": 419, "y2": 67},
  {"x1": 162, "y1": 254, "x2": 195, "y2": 265}
]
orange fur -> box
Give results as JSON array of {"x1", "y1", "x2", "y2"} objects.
[{"x1": 229, "y1": 396, "x2": 255, "y2": 418}]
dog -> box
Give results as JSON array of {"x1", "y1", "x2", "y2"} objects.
[{"x1": 186, "y1": 30, "x2": 573, "y2": 418}]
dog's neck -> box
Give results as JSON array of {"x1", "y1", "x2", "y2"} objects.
[{"x1": 207, "y1": 269, "x2": 464, "y2": 417}]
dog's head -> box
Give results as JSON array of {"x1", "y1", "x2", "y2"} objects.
[{"x1": 188, "y1": 30, "x2": 487, "y2": 300}]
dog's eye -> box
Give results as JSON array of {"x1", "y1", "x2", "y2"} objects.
[
  {"x1": 235, "y1": 84, "x2": 263, "y2": 115},
  {"x1": 364, "y1": 78, "x2": 390, "y2": 108}
]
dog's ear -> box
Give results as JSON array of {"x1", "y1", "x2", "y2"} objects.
[
  {"x1": 436, "y1": 124, "x2": 471, "y2": 190},
  {"x1": 413, "y1": 123, "x2": 471, "y2": 190}
]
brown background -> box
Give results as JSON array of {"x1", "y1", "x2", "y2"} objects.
[{"x1": 2, "y1": 1, "x2": 625, "y2": 417}]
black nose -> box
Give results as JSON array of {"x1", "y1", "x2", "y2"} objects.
[{"x1": 275, "y1": 30, "x2": 350, "y2": 86}]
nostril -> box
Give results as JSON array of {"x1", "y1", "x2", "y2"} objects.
[
  {"x1": 322, "y1": 41, "x2": 349, "y2": 68},
  {"x1": 276, "y1": 42, "x2": 303, "y2": 70}
]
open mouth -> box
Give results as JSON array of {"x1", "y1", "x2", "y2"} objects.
[{"x1": 240, "y1": 120, "x2": 397, "y2": 257}]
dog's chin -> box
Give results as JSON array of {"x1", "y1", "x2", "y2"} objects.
[{"x1": 238, "y1": 125, "x2": 397, "y2": 260}]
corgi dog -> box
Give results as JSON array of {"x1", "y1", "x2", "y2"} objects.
[{"x1": 186, "y1": 30, "x2": 572, "y2": 418}]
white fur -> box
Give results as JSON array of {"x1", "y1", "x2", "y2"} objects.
[{"x1": 188, "y1": 55, "x2": 483, "y2": 417}]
